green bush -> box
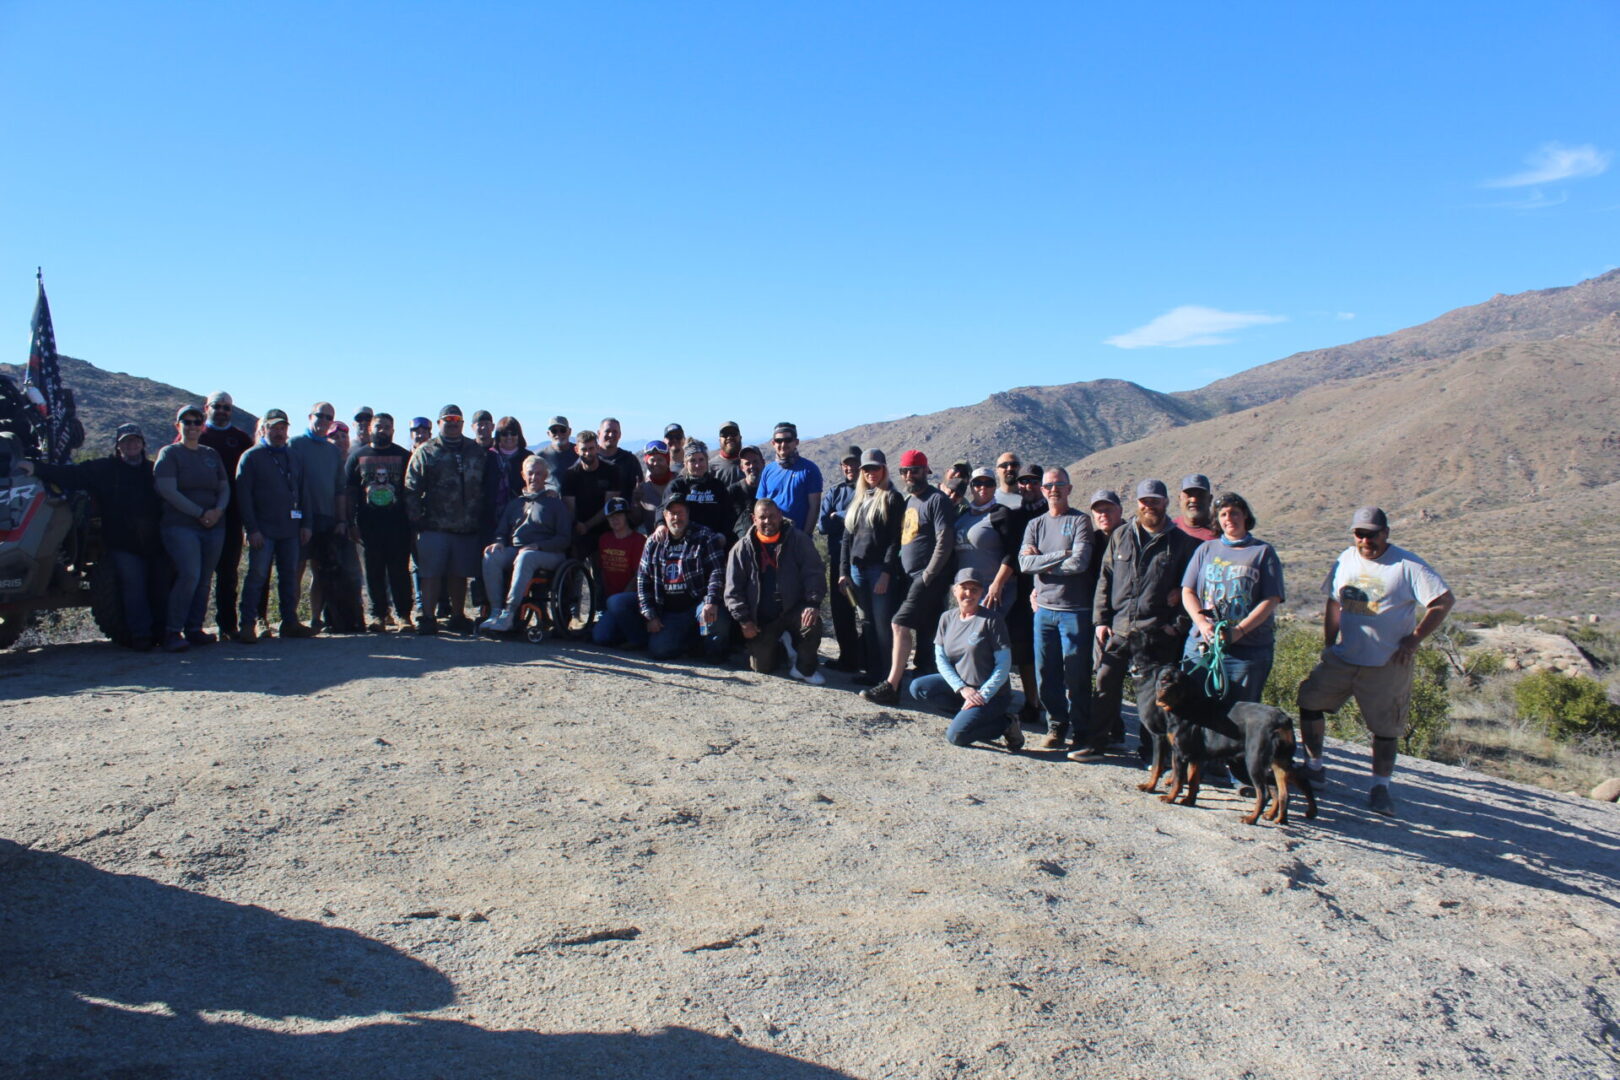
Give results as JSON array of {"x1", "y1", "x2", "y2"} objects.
[
  {"x1": 1262, "y1": 624, "x2": 1451, "y2": 755},
  {"x1": 1513, "y1": 670, "x2": 1620, "y2": 742}
]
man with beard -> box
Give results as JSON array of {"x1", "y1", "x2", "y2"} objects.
[
  {"x1": 561, "y1": 430, "x2": 622, "y2": 559},
  {"x1": 597, "y1": 417, "x2": 645, "y2": 496},
  {"x1": 993, "y1": 452, "x2": 1024, "y2": 510},
  {"x1": 1296, "y1": 507, "x2": 1453, "y2": 817},
  {"x1": 634, "y1": 440, "x2": 677, "y2": 531},
  {"x1": 726, "y1": 446, "x2": 766, "y2": 541},
  {"x1": 1019, "y1": 468, "x2": 1097, "y2": 753},
  {"x1": 198, "y1": 391, "x2": 254, "y2": 640},
  {"x1": 758, "y1": 421, "x2": 823, "y2": 533},
  {"x1": 470, "y1": 410, "x2": 496, "y2": 451},
  {"x1": 1077, "y1": 489, "x2": 1127, "y2": 746},
  {"x1": 235, "y1": 409, "x2": 315, "y2": 642},
  {"x1": 862, "y1": 450, "x2": 954, "y2": 705},
  {"x1": 726, "y1": 497, "x2": 826, "y2": 683},
  {"x1": 1078, "y1": 479, "x2": 1199, "y2": 764},
  {"x1": 347, "y1": 412, "x2": 414, "y2": 631},
  {"x1": 619, "y1": 492, "x2": 729, "y2": 661},
  {"x1": 663, "y1": 423, "x2": 688, "y2": 475},
  {"x1": 352, "y1": 407, "x2": 375, "y2": 446},
  {"x1": 1173, "y1": 473, "x2": 1218, "y2": 542},
  {"x1": 404, "y1": 405, "x2": 487, "y2": 635},
  {"x1": 536, "y1": 416, "x2": 577, "y2": 480},
  {"x1": 818, "y1": 446, "x2": 864, "y2": 670},
  {"x1": 710, "y1": 421, "x2": 747, "y2": 486}
]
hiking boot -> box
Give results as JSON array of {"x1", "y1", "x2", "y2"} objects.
[
  {"x1": 162, "y1": 633, "x2": 190, "y2": 654},
  {"x1": 789, "y1": 664, "x2": 826, "y2": 687},
  {"x1": 445, "y1": 614, "x2": 476, "y2": 634},
  {"x1": 280, "y1": 621, "x2": 317, "y2": 639},
  {"x1": 416, "y1": 617, "x2": 440, "y2": 636},
  {"x1": 862, "y1": 681, "x2": 899, "y2": 705},
  {"x1": 237, "y1": 625, "x2": 259, "y2": 644},
  {"x1": 1039, "y1": 724, "x2": 1069, "y2": 751},
  {"x1": 1305, "y1": 760, "x2": 1328, "y2": 787},
  {"x1": 1066, "y1": 745, "x2": 1109, "y2": 762},
  {"x1": 185, "y1": 630, "x2": 217, "y2": 647},
  {"x1": 1004, "y1": 715, "x2": 1026, "y2": 752},
  {"x1": 1369, "y1": 785, "x2": 1397, "y2": 818}
]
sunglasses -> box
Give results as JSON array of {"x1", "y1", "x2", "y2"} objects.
[
  {"x1": 210, "y1": 403, "x2": 232, "y2": 411},
  {"x1": 1041, "y1": 482, "x2": 1069, "y2": 490},
  {"x1": 180, "y1": 417, "x2": 204, "y2": 426},
  {"x1": 772, "y1": 437, "x2": 795, "y2": 444},
  {"x1": 997, "y1": 462, "x2": 1019, "y2": 469},
  {"x1": 441, "y1": 415, "x2": 463, "y2": 423},
  {"x1": 970, "y1": 479, "x2": 995, "y2": 488},
  {"x1": 1354, "y1": 529, "x2": 1383, "y2": 539}
]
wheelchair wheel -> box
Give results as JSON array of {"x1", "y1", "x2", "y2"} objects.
[
  {"x1": 547, "y1": 559, "x2": 596, "y2": 639},
  {"x1": 517, "y1": 602, "x2": 546, "y2": 644}
]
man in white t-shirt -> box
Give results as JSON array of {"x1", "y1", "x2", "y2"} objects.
[{"x1": 1296, "y1": 507, "x2": 1454, "y2": 818}]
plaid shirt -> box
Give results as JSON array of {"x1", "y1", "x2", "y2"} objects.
[{"x1": 636, "y1": 522, "x2": 728, "y2": 620}]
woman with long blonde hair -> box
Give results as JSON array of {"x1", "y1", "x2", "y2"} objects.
[{"x1": 837, "y1": 449, "x2": 905, "y2": 686}]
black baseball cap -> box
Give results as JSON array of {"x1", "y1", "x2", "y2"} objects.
[
  {"x1": 263, "y1": 409, "x2": 290, "y2": 426},
  {"x1": 438, "y1": 404, "x2": 463, "y2": 420}
]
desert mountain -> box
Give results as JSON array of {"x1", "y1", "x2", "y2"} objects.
[
  {"x1": 802, "y1": 269, "x2": 1620, "y2": 478},
  {"x1": 1064, "y1": 316, "x2": 1620, "y2": 615},
  {"x1": 800, "y1": 378, "x2": 1209, "y2": 475},
  {"x1": 1181, "y1": 268, "x2": 1620, "y2": 413},
  {"x1": 0, "y1": 355, "x2": 256, "y2": 452}
]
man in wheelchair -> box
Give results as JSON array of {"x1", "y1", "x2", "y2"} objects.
[{"x1": 479, "y1": 457, "x2": 574, "y2": 634}]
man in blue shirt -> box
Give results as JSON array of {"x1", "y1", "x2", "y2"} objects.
[{"x1": 757, "y1": 421, "x2": 823, "y2": 533}]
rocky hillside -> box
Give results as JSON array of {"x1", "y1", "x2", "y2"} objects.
[{"x1": 0, "y1": 354, "x2": 255, "y2": 452}]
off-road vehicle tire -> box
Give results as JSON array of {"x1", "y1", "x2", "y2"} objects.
[
  {"x1": 0, "y1": 611, "x2": 26, "y2": 650},
  {"x1": 89, "y1": 560, "x2": 132, "y2": 647}
]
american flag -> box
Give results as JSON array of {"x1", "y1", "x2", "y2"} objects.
[{"x1": 24, "y1": 270, "x2": 77, "y2": 465}]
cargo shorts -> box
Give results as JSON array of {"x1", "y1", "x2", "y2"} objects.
[{"x1": 1296, "y1": 649, "x2": 1414, "y2": 739}]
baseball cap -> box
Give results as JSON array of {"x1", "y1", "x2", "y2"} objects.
[
  {"x1": 1352, "y1": 506, "x2": 1389, "y2": 531},
  {"x1": 548, "y1": 415, "x2": 570, "y2": 431},
  {"x1": 970, "y1": 467, "x2": 996, "y2": 483},
  {"x1": 114, "y1": 423, "x2": 144, "y2": 443},
  {"x1": 263, "y1": 409, "x2": 290, "y2": 426},
  {"x1": 1180, "y1": 473, "x2": 1212, "y2": 493},
  {"x1": 951, "y1": 459, "x2": 971, "y2": 473},
  {"x1": 841, "y1": 445, "x2": 862, "y2": 464},
  {"x1": 175, "y1": 405, "x2": 204, "y2": 422},
  {"x1": 860, "y1": 448, "x2": 887, "y2": 468},
  {"x1": 604, "y1": 496, "x2": 630, "y2": 517},
  {"x1": 942, "y1": 477, "x2": 967, "y2": 496},
  {"x1": 470, "y1": 409, "x2": 493, "y2": 424},
  {"x1": 410, "y1": 416, "x2": 431, "y2": 430},
  {"x1": 1088, "y1": 488, "x2": 1122, "y2": 509},
  {"x1": 644, "y1": 439, "x2": 669, "y2": 456},
  {"x1": 354, "y1": 406, "x2": 374, "y2": 421},
  {"x1": 1018, "y1": 464, "x2": 1043, "y2": 482},
  {"x1": 1136, "y1": 479, "x2": 1169, "y2": 500},
  {"x1": 438, "y1": 404, "x2": 462, "y2": 420},
  {"x1": 664, "y1": 422, "x2": 684, "y2": 437},
  {"x1": 661, "y1": 490, "x2": 689, "y2": 510},
  {"x1": 899, "y1": 449, "x2": 929, "y2": 469},
  {"x1": 773, "y1": 421, "x2": 798, "y2": 438},
  {"x1": 719, "y1": 420, "x2": 741, "y2": 437},
  {"x1": 954, "y1": 567, "x2": 987, "y2": 588}
]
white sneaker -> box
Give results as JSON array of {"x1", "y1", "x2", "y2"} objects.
[
  {"x1": 790, "y1": 665, "x2": 826, "y2": 686},
  {"x1": 480, "y1": 609, "x2": 514, "y2": 633}
]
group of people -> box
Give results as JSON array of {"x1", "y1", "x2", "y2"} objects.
[{"x1": 27, "y1": 403, "x2": 1455, "y2": 819}]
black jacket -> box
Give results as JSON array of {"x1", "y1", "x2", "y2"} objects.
[
  {"x1": 1093, "y1": 520, "x2": 1200, "y2": 638},
  {"x1": 35, "y1": 453, "x2": 162, "y2": 556}
]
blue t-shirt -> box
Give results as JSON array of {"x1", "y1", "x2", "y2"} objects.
[
  {"x1": 1180, "y1": 536, "x2": 1286, "y2": 648},
  {"x1": 758, "y1": 457, "x2": 823, "y2": 531}
]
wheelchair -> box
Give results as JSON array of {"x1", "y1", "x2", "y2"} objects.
[{"x1": 511, "y1": 556, "x2": 597, "y2": 644}]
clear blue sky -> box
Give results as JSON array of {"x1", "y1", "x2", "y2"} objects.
[{"x1": 4, "y1": 1, "x2": 1615, "y2": 443}]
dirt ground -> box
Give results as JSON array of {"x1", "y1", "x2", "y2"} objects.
[{"x1": 3, "y1": 632, "x2": 1618, "y2": 1079}]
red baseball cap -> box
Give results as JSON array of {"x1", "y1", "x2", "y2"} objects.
[{"x1": 899, "y1": 450, "x2": 929, "y2": 469}]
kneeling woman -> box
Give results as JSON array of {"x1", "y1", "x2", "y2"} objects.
[{"x1": 909, "y1": 568, "x2": 1021, "y2": 749}]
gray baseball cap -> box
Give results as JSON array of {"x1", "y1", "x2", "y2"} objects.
[
  {"x1": 842, "y1": 445, "x2": 863, "y2": 463},
  {"x1": 1088, "y1": 488, "x2": 1122, "y2": 508},
  {"x1": 1136, "y1": 479, "x2": 1169, "y2": 500},
  {"x1": 1180, "y1": 473, "x2": 1212, "y2": 492},
  {"x1": 860, "y1": 448, "x2": 887, "y2": 468},
  {"x1": 114, "y1": 423, "x2": 144, "y2": 443},
  {"x1": 1352, "y1": 506, "x2": 1389, "y2": 530},
  {"x1": 954, "y1": 567, "x2": 987, "y2": 588}
]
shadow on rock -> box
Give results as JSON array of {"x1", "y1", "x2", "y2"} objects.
[{"x1": 0, "y1": 841, "x2": 856, "y2": 1079}]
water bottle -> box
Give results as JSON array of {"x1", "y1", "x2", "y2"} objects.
[{"x1": 698, "y1": 600, "x2": 714, "y2": 637}]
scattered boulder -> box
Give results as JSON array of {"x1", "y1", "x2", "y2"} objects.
[{"x1": 1591, "y1": 778, "x2": 1620, "y2": 802}]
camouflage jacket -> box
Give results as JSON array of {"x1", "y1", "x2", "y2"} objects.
[{"x1": 404, "y1": 436, "x2": 487, "y2": 534}]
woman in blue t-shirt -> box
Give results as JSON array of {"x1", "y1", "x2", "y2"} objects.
[{"x1": 1179, "y1": 492, "x2": 1286, "y2": 704}]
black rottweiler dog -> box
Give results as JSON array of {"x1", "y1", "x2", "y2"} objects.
[{"x1": 1153, "y1": 667, "x2": 1317, "y2": 826}]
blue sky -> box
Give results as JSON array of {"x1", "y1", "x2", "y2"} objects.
[{"x1": 3, "y1": 1, "x2": 1616, "y2": 443}]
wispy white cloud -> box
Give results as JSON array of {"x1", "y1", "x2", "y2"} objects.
[
  {"x1": 1336, "y1": 312, "x2": 1356, "y2": 321},
  {"x1": 1480, "y1": 189, "x2": 1569, "y2": 211},
  {"x1": 1105, "y1": 306, "x2": 1285, "y2": 349},
  {"x1": 1483, "y1": 142, "x2": 1610, "y2": 188}
]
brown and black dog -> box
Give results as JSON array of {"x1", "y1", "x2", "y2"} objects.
[{"x1": 1152, "y1": 667, "x2": 1317, "y2": 826}]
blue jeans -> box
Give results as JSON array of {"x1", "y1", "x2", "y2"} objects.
[
  {"x1": 1033, "y1": 607, "x2": 1092, "y2": 735},
  {"x1": 161, "y1": 523, "x2": 225, "y2": 635},
  {"x1": 593, "y1": 593, "x2": 729, "y2": 661},
  {"x1": 850, "y1": 560, "x2": 901, "y2": 679},
  {"x1": 911, "y1": 674, "x2": 1012, "y2": 747},
  {"x1": 242, "y1": 534, "x2": 302, "y2": 630},
  {"x1": 109, "y1": 548, "x2": 162, "y2": 640},
  {"x1": 593, "y1": 591, "x2": 643, "y2": 646},
  {"x1": 1183, "y1": 635, "x2": 1275, "y2": 705}
]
